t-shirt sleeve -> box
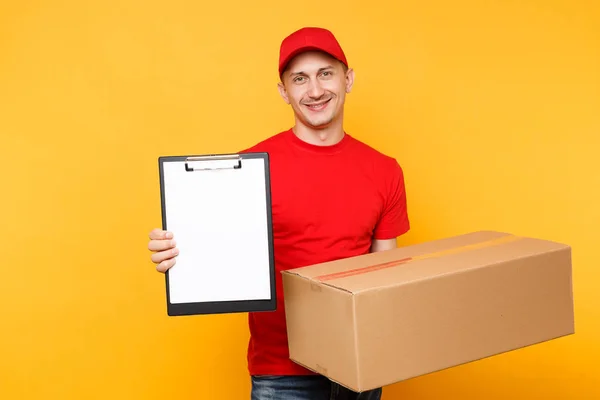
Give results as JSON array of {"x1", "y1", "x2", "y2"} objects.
[{"x1": 373, "y1": 159, "x2": 410, "y2": 240}]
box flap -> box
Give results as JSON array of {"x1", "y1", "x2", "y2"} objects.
[{"x1": 282, "y1": 231, "x2": 570, "y2": 294}]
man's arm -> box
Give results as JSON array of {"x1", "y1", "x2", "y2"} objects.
[
  {"x1": 370, "y1": 159, "x2": 410, "y2": 253},
  {"x1": 370, "y1": 238, "x2": 397, "y2": 253}
]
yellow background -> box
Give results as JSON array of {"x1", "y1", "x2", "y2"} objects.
[{"x1": 1, "y1": 0, "x2": 598, "y2": 399}]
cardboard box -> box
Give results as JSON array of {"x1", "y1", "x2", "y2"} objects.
[{"x1": 281, "y1": 231, "x2": 574, "y2": 392}]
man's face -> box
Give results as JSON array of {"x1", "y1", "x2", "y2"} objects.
[{"x1": 278, "y1": 51, "x2": 354, "y2": 130}]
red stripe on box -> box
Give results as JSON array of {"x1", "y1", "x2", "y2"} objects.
[{"x1": 315, "y1": 257, "x2": 413, "y2": 281}]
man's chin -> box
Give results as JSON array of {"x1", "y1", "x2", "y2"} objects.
[{"x1": 304, "y1": 116, "x2": 334, "y2": 130}]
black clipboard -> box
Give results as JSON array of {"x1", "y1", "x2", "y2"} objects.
[{"x1": 158, "y1": 152, "x2": 277, "y2": 316}]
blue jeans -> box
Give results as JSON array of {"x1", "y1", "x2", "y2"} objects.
[{"x1": 251, "y1": 375, "x2": 382, "y2": 400}]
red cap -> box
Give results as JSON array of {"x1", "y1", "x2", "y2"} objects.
[{"x1": 278, "y1": 27, "x2": 348, "y2": 76}]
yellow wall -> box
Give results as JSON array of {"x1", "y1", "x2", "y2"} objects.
[{"x1": 1, "y1": 1, "x2": 598, "y2": 399}]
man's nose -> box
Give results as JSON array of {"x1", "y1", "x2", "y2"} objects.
[{"x1": 307, "y1": 79, "x2": 325, "y2": 98}]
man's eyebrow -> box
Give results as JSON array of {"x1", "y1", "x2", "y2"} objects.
[{"x1": 289, "y1": 65, "x2": 335, "y2": 76}]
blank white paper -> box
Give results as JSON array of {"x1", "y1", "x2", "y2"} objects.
[{"x1": 162, "y1": 157, "x2": 273, "y2": 304}]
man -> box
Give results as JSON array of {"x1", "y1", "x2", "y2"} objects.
[{"x1": 148, "y1": 27, "x2": 410, "y2": 400}]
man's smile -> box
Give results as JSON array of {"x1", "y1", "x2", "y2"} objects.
[{"x1": 303, "y1": 98, "x2": 332, "y2": 111}]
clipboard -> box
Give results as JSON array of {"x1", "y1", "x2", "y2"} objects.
[{"x1": 158, "y1": 152, "x2": 277, "y2": 316}]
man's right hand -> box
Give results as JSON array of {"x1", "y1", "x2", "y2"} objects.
[{"x1": 148, "y1": 228, "x2": 179, "y2": 273}]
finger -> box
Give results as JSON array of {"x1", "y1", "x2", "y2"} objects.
[
  {"x1": 151, "y1": 247, "x2": 179, "y2": 264},
  {"x1": 148, "y1": 238, "x2": 176, "y2": 252},
  {"x1": 156, "y1": 257, "x2": 176, "y2": 273},
  {"x1": 148, "y1": 228, "x2": 174, "y2": 240}
]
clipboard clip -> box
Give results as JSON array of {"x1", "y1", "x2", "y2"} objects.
[{"x1": 184, "y1": 154, "x2": 242, "y2": 171}]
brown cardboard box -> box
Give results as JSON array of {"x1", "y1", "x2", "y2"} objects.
[{"x1": 281, "y1": 231, "x2": 574, "y2": 392}]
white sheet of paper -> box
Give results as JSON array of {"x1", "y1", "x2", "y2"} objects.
[{"x1": 162, "y1": 157, "x2": 272, "y2": 304}]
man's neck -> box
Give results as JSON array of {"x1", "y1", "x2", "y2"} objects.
[{"x1": 292, "y1": 120, "x2": 345, "y2": 147}]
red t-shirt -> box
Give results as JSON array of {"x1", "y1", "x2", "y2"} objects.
[{"x1": 240, "y1": 128, "x2": 410, "y2": 376}]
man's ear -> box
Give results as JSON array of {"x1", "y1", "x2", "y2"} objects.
[
  {"x1": 277, "y1": 81, "x2": 290, "y2": 104},
  {"x1": 345, "y1": 68, "x2": 355, "y2": 93}
]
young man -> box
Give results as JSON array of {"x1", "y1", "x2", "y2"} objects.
[{"x1": 148, "y1": 27, "x2": 410, "y2": 400}]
